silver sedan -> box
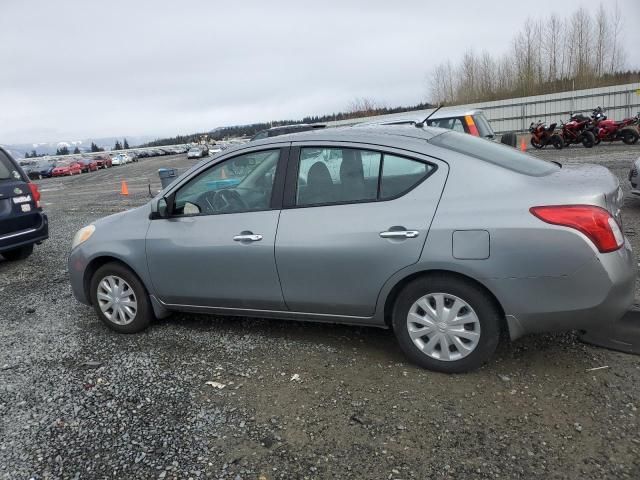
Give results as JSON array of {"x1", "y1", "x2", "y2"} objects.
[{"x1": 69, "y1": 126, "x2": 635, "y2": 373}]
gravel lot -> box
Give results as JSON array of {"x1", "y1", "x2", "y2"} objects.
[{"x1": 1, "y1": 145, "x2": 639, "y2": 479}]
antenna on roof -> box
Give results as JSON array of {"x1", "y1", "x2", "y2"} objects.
[{"x1": 415, "y1": 105, "x2": 442, "y2": 128}]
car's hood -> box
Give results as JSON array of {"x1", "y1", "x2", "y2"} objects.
[{"x1": 93, "y1": 204, "x2": 150, "y2": 228}]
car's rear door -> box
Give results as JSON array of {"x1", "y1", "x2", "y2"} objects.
[
  {"x1": 274, "y1": 143, "x2": 448, "y2": 317},
  {"x1": 0, "y1": 150, "x2": 40, "y2": 240}
]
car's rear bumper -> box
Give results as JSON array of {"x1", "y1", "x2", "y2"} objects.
[
  {"x1": 489, "y1": 240, "x2": 636, "y2": 340},
  {"x1": 0, "y1": 213, "x2": 48, "y2": 253}
]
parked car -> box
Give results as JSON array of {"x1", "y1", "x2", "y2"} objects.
[
  {"x1": 357, "y1": 109, "x2": 518, "y2": 147},
  {"x1": 0, "y1": 146, "x2": 48, "y2": 261},
  {"x1": 79, "y1": 157, "x2": 98, "y2": 173},
  {"x1": 18, "y1": 159, "x2": 42, "y2": 180},
  {"x1": 629, "y1": 157, "x2": 640, "y2": 197},
  {"x1": 36, "y1": 159, "x2": 59, "y2": 178},
  {"x1": 187, "y1": 146, "x2": 208, "y2": 159},
  {"x1": 251, "y1": 123, "x2": 327, "y2": 141},
  {"x1": 69, "y1": 126, "x2": 632, "y2": 373},
  {"x1": 52, "y1": 159, "x2": 82, "y2": 176},
  {"x1": 111, "y1": 153, "x2": 131, "y2": 166},
  {"x1": 95, "y1": 154, "x2": 112, "y2": 169}
]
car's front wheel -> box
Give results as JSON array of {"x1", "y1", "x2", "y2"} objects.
[
  {"x1": 90, "y1": 262, "x2": 153, "y2": 333},
  {"x1": 392, "y1": 275, "x2": 501, "y2": 373}
]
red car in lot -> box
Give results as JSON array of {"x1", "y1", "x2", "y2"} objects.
[
  {"x1": 79, "y1": 157, "x2": 98, "y2": 173},
  {"x1": 95, "y1": 154, "x2": 112, "y2": 169},
  {"x1": 52, "y1": 159, "x2": 82, "y2": 176}
]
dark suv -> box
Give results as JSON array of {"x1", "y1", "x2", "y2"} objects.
[{"x1": 0, "y1": 147, "x2": 48, "y2": 261}]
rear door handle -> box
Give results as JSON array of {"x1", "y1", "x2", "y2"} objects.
[
  {"x1": 233, "y1": 234, "x2": 263, "y2": 242},
  {"x1": 379, "y1": 230, "x2": 420, "y2": 239}
]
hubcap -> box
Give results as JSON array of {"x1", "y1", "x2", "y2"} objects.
[
  {"x1": 406, "y1": 293, "x2": 481, "y2": 362},
  {"x1": 97, "y1": 275, "x2": 138, "y2": 325}
]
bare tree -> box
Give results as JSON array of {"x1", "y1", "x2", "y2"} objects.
[
  {"x1": 543, "y1": 14, "x2": 562, "y2": 82},
  {"x1": 609, "y1": 1, "x2": 625, "y2": 72},
  {"x1": 346, "y1": 97, "x2": 380, "y2": 118},
  {"x1": 594, "y1": 3, "x2": 609, "y2": 76},
  {"x1": 427, "y1": 3, "x2": 631, "y2": 105}
]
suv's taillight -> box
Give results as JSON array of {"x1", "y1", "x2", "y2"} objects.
[
  {"x1": 28, "y1": 182, "x2": 41, "y2": 208},
  {"x1": 530, "y1": 205, "x2": 623, "y2": 253},
  {"x1": 465, "y1": 115, "x2": 480, "y2": 136}
]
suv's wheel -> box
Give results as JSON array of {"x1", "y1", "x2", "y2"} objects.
[
  {"x1": 392, "y1": 275, "x2": 501, "y2": 373},
  {"x1": 1, "y1": 244, "x2": 34, "y2": 261},
  {"x1": 90, "y1": 262, "x2": 153, "y2": 333}
]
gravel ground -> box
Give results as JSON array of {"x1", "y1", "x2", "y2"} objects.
[{"x1": 1, "y1": 146, "x2": 639, "y2": 480}]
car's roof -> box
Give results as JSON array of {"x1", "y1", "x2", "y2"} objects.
[{"x1": 226, "y1": 125, "x2": 449, "y2": 157}]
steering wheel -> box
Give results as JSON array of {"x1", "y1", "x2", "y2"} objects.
[{"x1": 198, "y1": 189, "x2": 248, "y2": 214}]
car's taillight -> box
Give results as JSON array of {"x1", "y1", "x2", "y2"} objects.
[
  {"x1": 28, "y1": 182, "x2": 41, "y2": 208},
  {"x1": 465, "y1": 115, "x2": 479, "y2": 136},
  {"x1": 530, "y1": 205, "x2": 623, "y2": 253}
]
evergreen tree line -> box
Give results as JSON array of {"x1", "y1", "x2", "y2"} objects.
[
  {"x1": 429, "y1": 3, "x2": 638, "y2": 104},
  {"x1": 113, "y1": 139, "x2": 130, "y2": 151}
]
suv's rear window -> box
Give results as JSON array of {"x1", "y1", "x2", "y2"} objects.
[
  {"x1": 429, "y1": 131, "x2": 558, "y2": 176},
  {"x1": 0, "y1": 150, "x2": 20, "y2": 181}
]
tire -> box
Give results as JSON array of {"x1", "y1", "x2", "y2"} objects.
[
  {"x1": 500, "y1": 132, "x2": 517, "y2": 148},
  {"x1": 621, "y1": 128, "x2": 639, "y2": 145},
  {"x1": 551, "y1": 135, "x2": 564, "y2": 149},
  {"x1": 392, "y1": 274, "x2": 501, "y2": 373},
  {"x1": 580, "y1": 131, "x2": 595, "y2": 148},
  {"x1": 2, "y1": 244, "x2": 34, "y2": 261},
  {"x1": 89, "y1": 262, "x2": 153, "y2": 333},
  {"x1": 530, "y1": 137, "x2": 543, "y2": 149}
]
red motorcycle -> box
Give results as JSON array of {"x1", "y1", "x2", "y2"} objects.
[
  {"x1": 529, "y1": 121, "x2": 563, "y2": 149},
  {"x1": 590, "y1": 107, "x2": 639, "y2": 145},
  {"x1": 559, "y1": 117, "x2": 596, "y2": 148}
]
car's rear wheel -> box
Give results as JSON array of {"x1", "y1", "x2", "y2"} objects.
[
  {"x1": 2, "y1": 244, "x2": 34, "y2": 261},
  {"x1": 392, "y1": 275, "x2": 501, "y2": 373},
  {"x1": 90, "y1": 262, "x2": 153, "y2": 333}
]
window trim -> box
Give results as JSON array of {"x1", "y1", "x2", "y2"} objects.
[
  {"x1": 165, "y1": 146, "x2": 290, "y2": 218},
  {"x1": 283, "y1": 144, "x2": 438, "y2": 209}
]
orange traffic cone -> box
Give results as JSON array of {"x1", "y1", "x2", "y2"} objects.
[
  {"x1": 520, "y1": 138, "x2": 527, "y2": 152},
  {"x1": 220, "y1": 166, "x2": 228, "y2": 179},
  {"x1": 120, "y1": 180, "x2": 129, "y2": 196}
]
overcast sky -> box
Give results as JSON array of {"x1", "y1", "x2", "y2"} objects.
[{"x1": 1, "y1": 0, "x2": 638, "y2": 144}]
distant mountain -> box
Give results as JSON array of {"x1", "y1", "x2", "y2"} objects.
[{"x1": 1, "y1": 135, "x2": 156, "y2": 158}]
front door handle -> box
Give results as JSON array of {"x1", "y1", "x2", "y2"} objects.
[
  {"x1": 233, "y1": 234, "x2": 263, "y2": 242},
  {"x1": 379, "y1": 230, "x2": 420, "y2": 239}
]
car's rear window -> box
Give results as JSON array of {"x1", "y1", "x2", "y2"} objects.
[
  {"x1": 429, "y1": 131, "x2": 559, "y2": 176},
  {"x1": 0, "y1": 150, "x2": 21, "y2": 181}
]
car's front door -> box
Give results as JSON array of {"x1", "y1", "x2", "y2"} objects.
[
  {"x1": 275, "y1": 144, "x2": 448, "y2": 317},
  {"x1": 145, "y1": 147, "x2": 288, "y2": 309}
]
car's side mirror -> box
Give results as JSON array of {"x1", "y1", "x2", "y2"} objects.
[{"x1": 150, "y1": 197, "x2": 169, "y2": 220}]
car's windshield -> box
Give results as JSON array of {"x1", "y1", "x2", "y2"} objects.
[
  {"x1": 188, "y1": 148, "x2": 200, "y2": 153},
  {"x1": 429, "y1": 131, "x2": 559, "y2": 176}
]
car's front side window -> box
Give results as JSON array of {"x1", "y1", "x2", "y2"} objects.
[
  {"x1": 295, "y1": 147, "x2": 434, "y2": 207},
  {"x1": 173, "y1": 149, "x2": 280, "y2": 216}
]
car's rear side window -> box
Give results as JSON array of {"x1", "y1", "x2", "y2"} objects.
[
  {"x1": 429, "y1": 131, "x2": 559, "y2": 176},
  {"x1": 295, "y1": 147, "x2": 435, "y2": 207},
  {"x1": 0, "y1": 150, "x2": 20, "y2": 181}
]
